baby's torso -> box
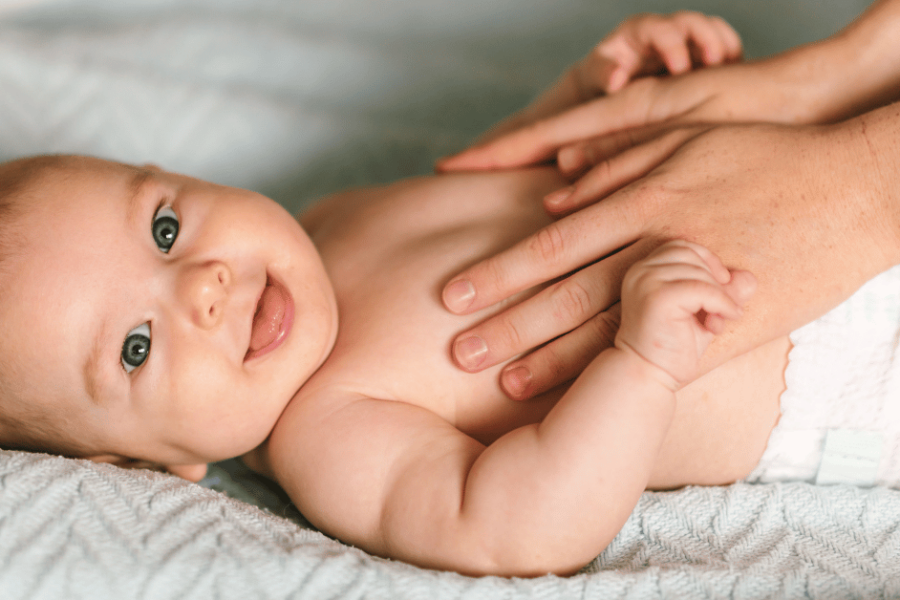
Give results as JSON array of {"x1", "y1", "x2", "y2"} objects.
[{"x1": 289, "y1": 168, "x2": 786, "y2": 488}]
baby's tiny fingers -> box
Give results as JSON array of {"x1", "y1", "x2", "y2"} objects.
[
  {"x1": 649, "y1": 26, "x2": 692, "y2": 74},
  {"x1": 683, "y1": 19, "x2": 726, "y2": 65},
  {"x1": 641, "y1": 240, "x2": 732, "y2": 285},
  {"x1": 710, "y1": 16, "x2": 743, "y2": 62},
  {"x1": 723, "y1": 269, "x2": 757, "y2": 306},
  {"x1": 673, "y1": 279, "x2": 745, "y2": 323}
]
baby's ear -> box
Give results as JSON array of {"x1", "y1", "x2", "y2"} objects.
[{"x1": 163, "y1": 463, "x2": 208, "y2": 482}]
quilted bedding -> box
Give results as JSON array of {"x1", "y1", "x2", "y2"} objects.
[{"x1": 0, "y1": 0, "x2": 895, "y2": 598}]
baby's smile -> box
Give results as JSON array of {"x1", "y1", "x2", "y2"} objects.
[
  {"x1": 0, "y1": 155, "x2": 339, "y2": 468},
  {"x1": 246, "y1": 274, "x2": 295, "y2": 362}
]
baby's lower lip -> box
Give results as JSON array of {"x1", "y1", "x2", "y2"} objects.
[{"x1": 245, "y1": 275, "x2": 294, "y2": 362}]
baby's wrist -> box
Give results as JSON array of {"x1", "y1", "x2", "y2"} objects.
[{"x1": 612, "y1": 337, "x2": 680, "y2": 394}]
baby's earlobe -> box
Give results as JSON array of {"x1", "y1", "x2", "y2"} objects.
[
  {"x1": 164, "y1": 463, "x2": 208, "y2": 482},
  {"x1": 86, "y1": 454, "x2": 208, "y2": 482}
]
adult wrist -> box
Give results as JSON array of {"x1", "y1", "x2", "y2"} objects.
[
  {"x1": 786, "y1": 0, "x2": 900, "y2": 123},
  {"x1": 828, "y1": 103, "x2": 900, "y2": 268}
]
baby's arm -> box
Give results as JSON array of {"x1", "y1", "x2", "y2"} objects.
[
  {"x1": 266, "y1": 242, "x2": 749, "y2": 577},
  {"x1": 476, "y1": 12, "x2": 741, "y2": 143}
]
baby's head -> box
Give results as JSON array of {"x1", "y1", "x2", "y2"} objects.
[{"x1": 0, "y1": 155, "x2": 338, "y2": 479}]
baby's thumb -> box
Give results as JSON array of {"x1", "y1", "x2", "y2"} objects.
[{"x1": 604, "y1": 66, "x2": 629, "y2": 93}]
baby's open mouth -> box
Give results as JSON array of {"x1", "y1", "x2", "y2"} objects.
[{"x1": 245, "y1": 275, "x2": 294, "y2": 361}]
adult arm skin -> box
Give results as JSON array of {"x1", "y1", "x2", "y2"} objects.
[{"x1": 442, "y1": 103, "x2": 900, "y2": 399}]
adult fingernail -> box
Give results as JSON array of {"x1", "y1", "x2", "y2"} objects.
[
  {"x1": 557, "y1": 147, "x2": 585, "y2": 173},
  {"x1": 502, "y1": 365, "x2": 532, "y2": 399},
  {"x1": 443, "y1": 279, "x2": 475, "y2": 313},
  {"x1": 545, "y1": 186, "x2": 574, "y2": 208},
  {"x1": 454, "y1": 335, "x2": 488, "y2": 370}
]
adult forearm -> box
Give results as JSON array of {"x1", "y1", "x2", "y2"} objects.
[{"x1": 782, "y1": 0, "x2": 900, "y2": 123}]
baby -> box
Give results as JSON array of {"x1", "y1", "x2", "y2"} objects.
[{"x1": 0, "y1": 13, "x2": 823, "y2": 577}]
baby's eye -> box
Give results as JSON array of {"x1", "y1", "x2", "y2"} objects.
[
  {"x1": 121, "y1": 323, "x2": 151, "y2": 373},
  {"x1": 152, "y1": 206, "x2": 179, "y2": 253}
]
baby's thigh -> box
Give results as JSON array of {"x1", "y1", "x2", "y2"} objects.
[{"x1": 647, "y1": 336, "x2": 790, "y2": 489}]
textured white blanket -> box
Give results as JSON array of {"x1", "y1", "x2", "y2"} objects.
[
  {"x1": 0, "y1": 0, "x2": 895, "y2": 598},
  {"x1": 2, "y1": 450, "x2": 899, "y2": 599}
]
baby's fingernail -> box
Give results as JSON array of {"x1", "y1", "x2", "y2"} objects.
[
  {"x1": 443, "y1": 279, "x2": 475, "y2": 313},
  {"x1": 454, "y1": 335, "x2": 488, "y2": 370},
  {"x1": 545, "y1": 186, "x2": 574, "y2": 208},
  {"x1": 557, "y1": 147, "x2": 585, "y2": 173},
  {"x1": 502, "y1": 365, "x2": 532, "y2": 399},
  {"x1": 607, "y1": 68, "x2": 627, "y2": 92}
]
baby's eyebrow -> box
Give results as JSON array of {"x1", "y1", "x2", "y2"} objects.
[
  {"x1": 125, "y1": 169, "x2": 154, "y2": 229},
  {"x1": 82, "y1": 168, "x2": 155, "y2": 404},
  {"x1": 83, "y1": 314, "x2": 112, "y2": 405}
]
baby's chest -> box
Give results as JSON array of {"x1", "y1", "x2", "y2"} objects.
[{"x1": 313, "y1": 282, "x2": 560, "y2": 444}]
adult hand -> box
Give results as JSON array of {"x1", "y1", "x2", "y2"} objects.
[
  {"x1": 442, "y1": 106, "x2": 900, "y2": 400},
  {"x1": 438, "y1": 0, "x2": 900, "y2": 215}
]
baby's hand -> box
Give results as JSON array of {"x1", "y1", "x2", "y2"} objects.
[
  {"x1": 615, "y1": 241, "x2": 755, "y2": 391},
  {"x1": 588, "y1": 11, "x2": 742, "y2": 94}
]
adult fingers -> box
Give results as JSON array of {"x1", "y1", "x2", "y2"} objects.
[
  {"x1": 436, "y1": 79, "x2": 662, "y2": 172},
  {"x1": 500, "y1": 303, "x2": 623, "y2": 400},
  {"x1": 545, "y1": 126, "x2": 709, "y2": 214},
  {"x1": 450, "y1": 241, "x2": 654, "y2": 372},
  {"x1": 442, "y1": 189, "x2": 648, "y2": 316},
  {"x1": 556, "y1": 122, "x2": 670, "y2": 176}
]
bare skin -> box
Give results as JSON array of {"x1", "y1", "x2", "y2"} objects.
[
  {"x1": 244, "y1": 167, "x2": 786, "y2": 576},
  {"x1": 0, "y1": 13, "x2": 783, "y2": 578},
  {"x1": 437, "y1": 0, "x2": 900, "y2": 401}
]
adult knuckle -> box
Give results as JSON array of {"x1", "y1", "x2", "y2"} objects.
[
  {"x1": 530, "y1": 223, "x2": 567, "y2": 266},
  {"x1": 590, "y1": 154, "x2": 614, "y2": 182},
  {"x1": 480, "y1": 256, "x2": 512, "y2": 298},
  {"x1": 551, "y1": 280, "x2": 594, "y2": 325},
  {"x1": 537, "y1": 345, "x2": 570, "y2": 382},
  {"x1": 494, "y1": 314, "x2": 525, "y2": 351}
]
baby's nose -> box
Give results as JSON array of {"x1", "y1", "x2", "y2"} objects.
[{"x1": 179, "y1": 261, "x2": 232, "y2": 329}]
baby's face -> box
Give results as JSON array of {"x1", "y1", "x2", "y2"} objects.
[{"x1": 0, "y1": 158, "x2": 338, "y2": 466}]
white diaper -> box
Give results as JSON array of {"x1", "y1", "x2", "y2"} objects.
[{"x1": 746, "y1": 264, "x2": 900, "y2": 488}]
